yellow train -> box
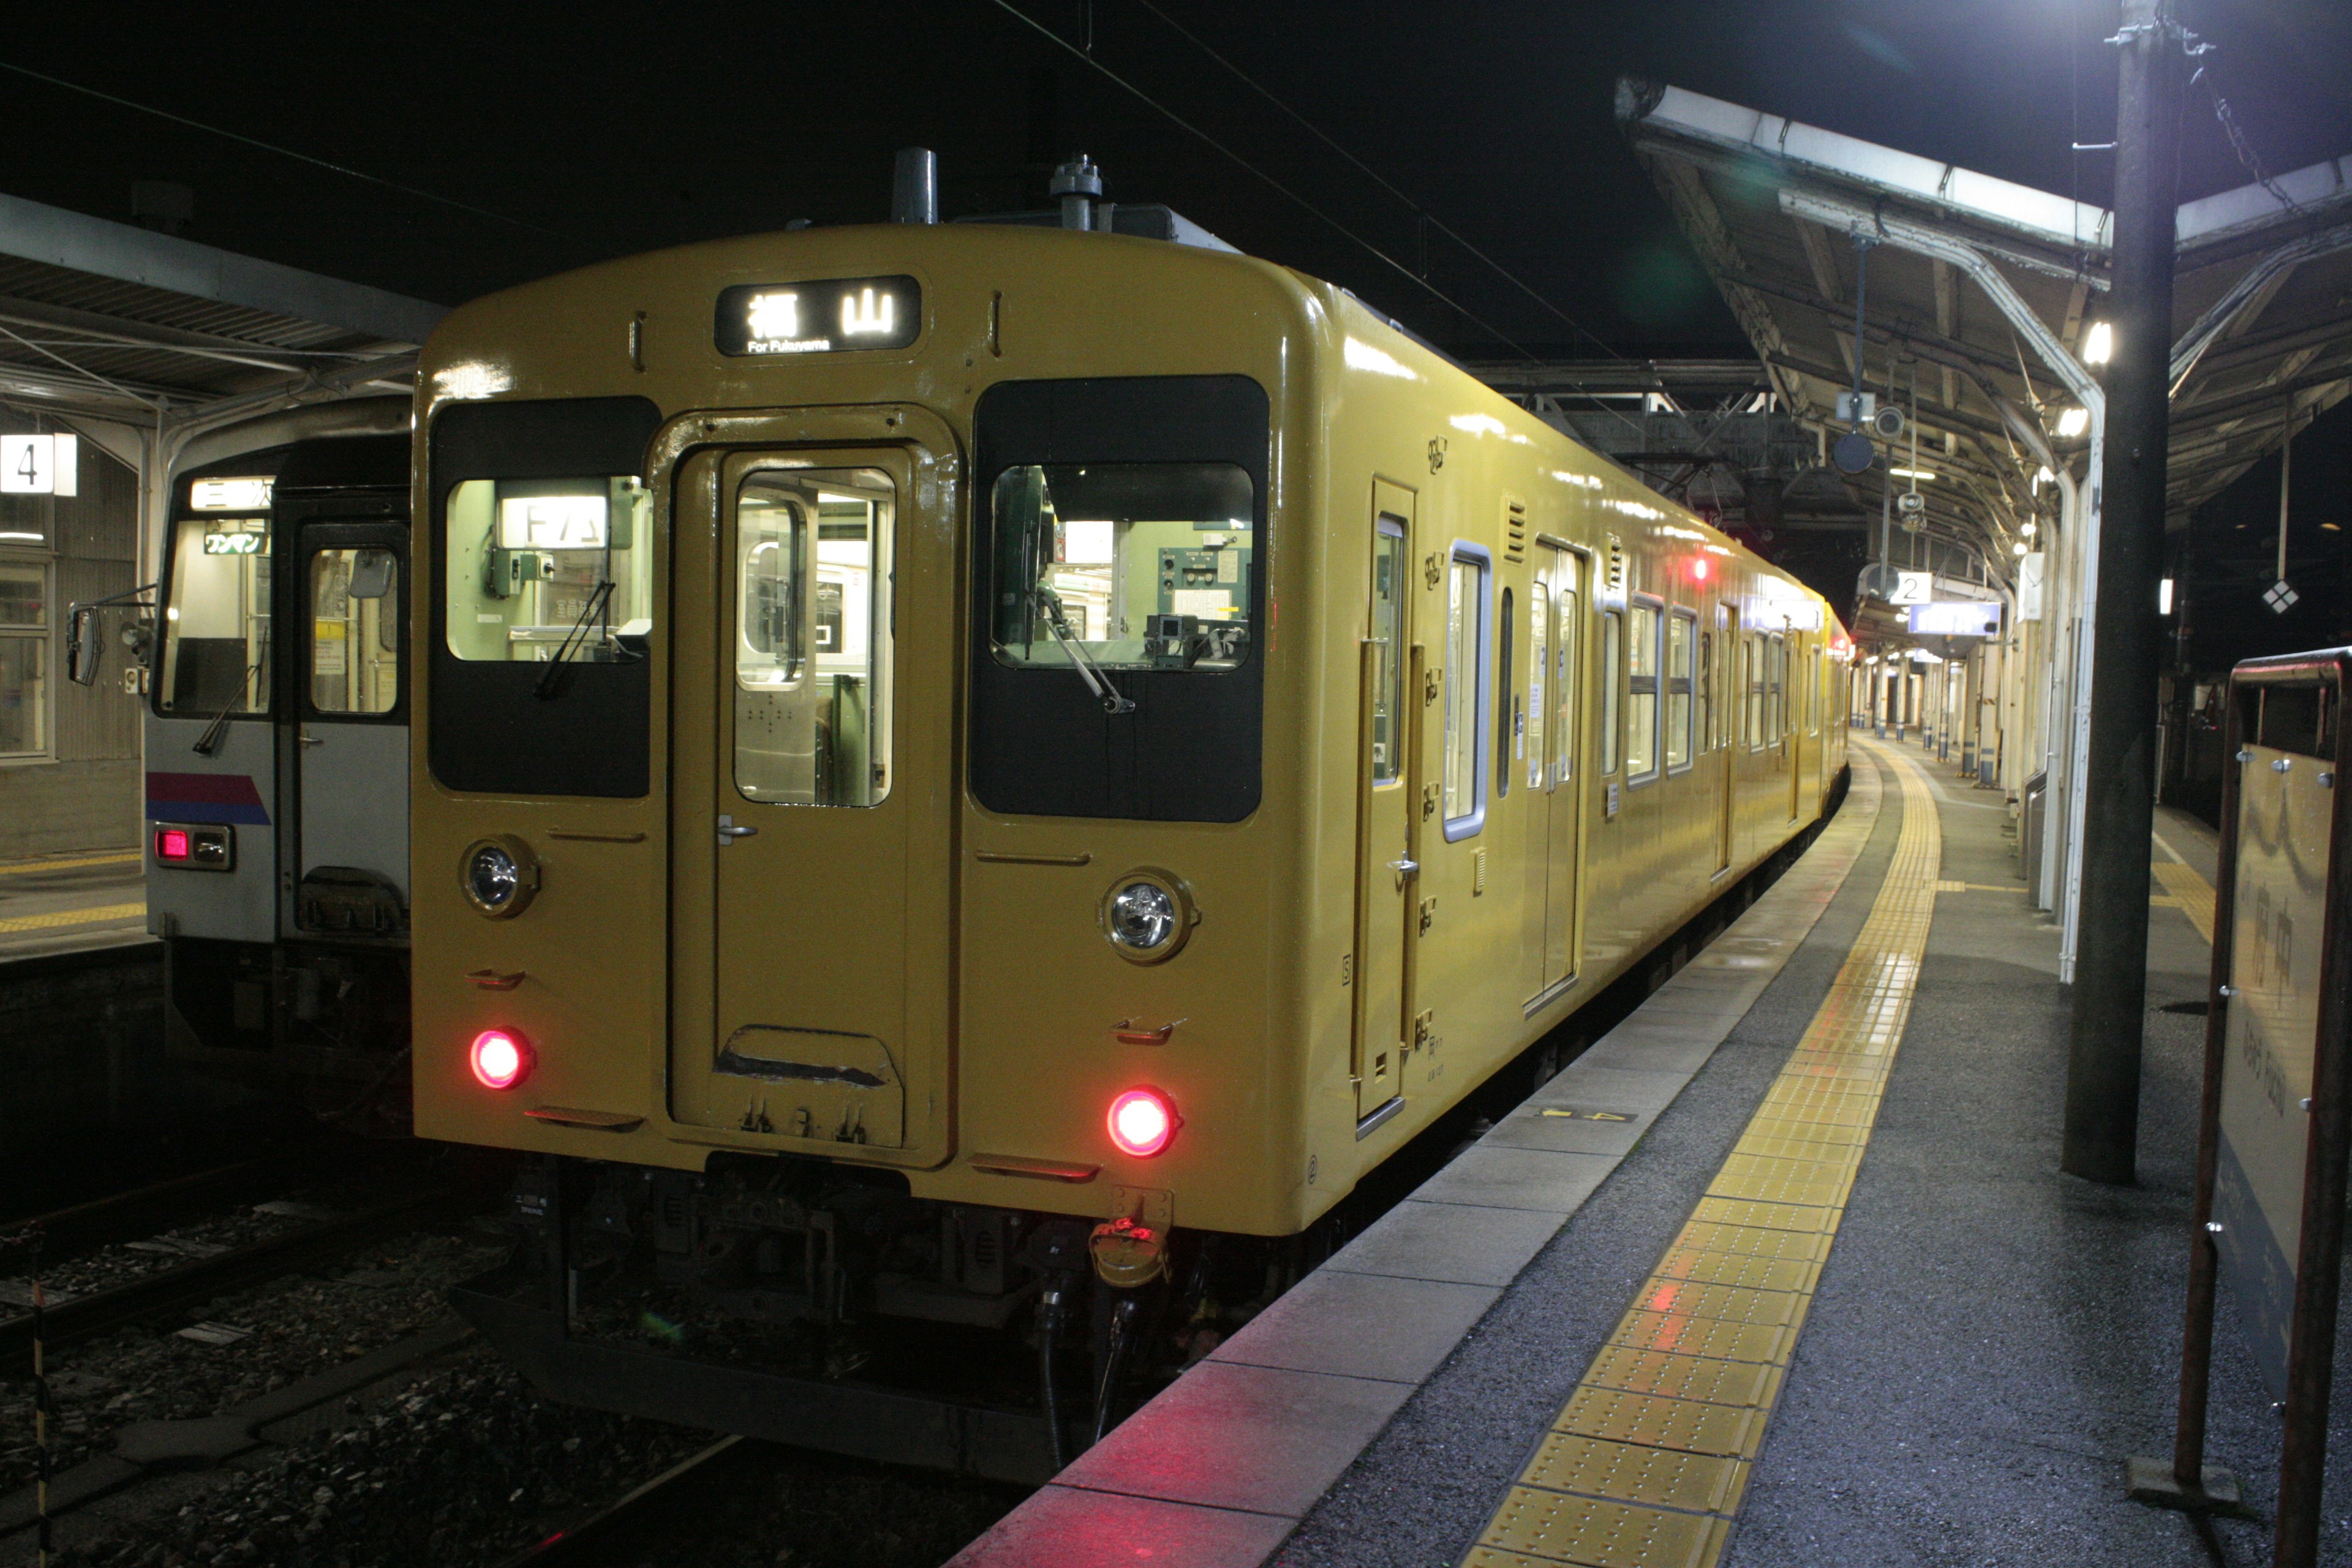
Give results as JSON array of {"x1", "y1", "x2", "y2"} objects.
[{"x1": 410, "y1": 186, "x2": 1846, "y2": 1466}]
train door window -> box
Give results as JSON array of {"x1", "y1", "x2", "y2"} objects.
[
  {"x1": 1697, "y1": 630, "x2": 1713, "y2": 753},
  {"x1": 1768, "y1": 634, "x2": 1785, "y2": 743},
  {"x1": 1551, "y1": 566, "x2": 1578, "y2": 788},
  {"x1": 157, "y1": 512, "x2": 271, "y2": 717},
  {"x1": 1370, "y1": 521, "x2": 1406, "y2": 783},
  {"x1": 0, "y1": 560, "x2": 47, "y2": 756},
  {"x1": 1525, "y1": 573, "x2": 1547, "y2": 791},
  {"x1": 1746, "y1": 635, "x2": 1763, "y2": 750},
  {"x1": 1599, "y1": 609, "x2": 1621, "y2": 776},
  {"x1": 443, "y1": 477, "x2": 655, "y2": 665},
  {"x1": 734, "y1": 468, "x2": 894, "y2": 807},
  {"x1": 1441, "y1": 544, "x2": 1490, "y2": 839},
  {"x1": 1626, "y1": 598, "x2": 1659, "y2": 783},
  {"x1": 1495, "y1": 587, "x2": 1514, "y2": 799},
  {"x1": 1666, "y1": 608, "x2": 1695, "y2": 772},
  {"x1": 307, "y1": 548, "x2": 399, "y2": 715}
]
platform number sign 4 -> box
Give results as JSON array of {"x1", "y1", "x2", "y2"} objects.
[{"x1": 0, "y1": 433, "x2": 77, "y2": 497}]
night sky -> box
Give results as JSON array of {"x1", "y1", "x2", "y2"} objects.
[{"x1": 6, "y1": 2, "x2": 2348, "y2": 357}]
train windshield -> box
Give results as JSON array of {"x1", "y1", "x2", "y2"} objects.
[
  {"x1": 441, "y1": 477, "x2": 654, "y2": 666},
  {"x1": 157, "y1": 513, "x2": 271, "y2": 715},
  {"x1": 989, "y1": 463, "x2": 1256, "y2": 674}
]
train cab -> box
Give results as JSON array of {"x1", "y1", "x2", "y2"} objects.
[{"x1": 147, "y1": 430, "x2": 415, "y2": 1126}]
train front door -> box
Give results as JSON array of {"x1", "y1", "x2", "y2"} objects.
[
  {"x1": 293, "y1": 524, "x2": 409, "y2": 922},
  {"x1": 1533, "y1": 541, "x2": 1583, "y2": 994},
  {"x1": 668, "y1": 432, "x2": 953, "y2": 1161},
  {"x1": 1352, "y1": 489, "x2": 1415, "y2": 1125},
  {"x1": 1715, "y1": 606, "x2": 1736, "y2": 876}
]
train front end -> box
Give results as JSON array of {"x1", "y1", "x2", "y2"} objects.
[{"x1": 411, "y1": 221, "x2": 1324, "y2": 1368}]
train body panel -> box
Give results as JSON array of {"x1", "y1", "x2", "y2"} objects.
[{"x1": 407, "y1": 222, "x2": 1847, "y2": 1246}]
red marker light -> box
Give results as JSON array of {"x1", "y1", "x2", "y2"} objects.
[
  {"x1": 1107, "y1": 1087, "x2": 1177, "y2": 1157},
  {"x1": 155, "y1": 829, "x2": 191, "y2": 862},
  {"x1": 470, "y1": 1028, "x2": 532, "y2": 1090},
  {"x1": 1691, "y1": 558, "x2": 1710, "y2": 581}
]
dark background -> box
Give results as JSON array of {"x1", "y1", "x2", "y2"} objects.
[{"x1": 4, "y1": 1, "x2": 2347, "y2": 356}]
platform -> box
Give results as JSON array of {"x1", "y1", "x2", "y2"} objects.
[
  {"x1": 951, "y1": 736, "x2": 2352, "y2": 1568},
  {"x1": 0, "y1": 849, "x2": 147, "y2": 962}
]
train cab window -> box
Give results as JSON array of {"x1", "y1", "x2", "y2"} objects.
[
  {"x1": 1666, "y1": 608, "x2": 1695, "y2": 771},
  {"x1": 1626, "y1": 598, "x2": 1659, "y2": 783},
  {"x1": 1370, "y1": 521, "x2": 1406, "y2": 784},
  {"x1": 989, "y1": 462, "x2": 1256, "y2": 677},
  {"x1": 1599, "y1": 609, "x2": 1621, "y2": 776},
  {"x1": 733, "y1": 468, "x2": 894, "y2": 807},
  {"x1": 1441, "y1": 545, "x2": 1491, "y2": 839},
  {"x1": 157, "y1": 512, "x2": 271, "y2": 717},
  {"x1": 442, "y1": 477, "x2": 654, "y2": 665},
  {"x1": 308, "y1": 548, "x2": 399, "y2": 715}
]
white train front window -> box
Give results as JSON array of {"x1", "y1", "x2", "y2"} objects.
[
  {"x1": 157, "y1": 514, "x2": 271, "y2": 715},
  {"x1": 733, "y1": 468, "x2": 893, "y2": 808},
  {"x1": 989, "y1": 463, "x2": 1256, "y2": 675},
  {"x1": 442, "y1": 477, "x2": 653, "y2": 664}
]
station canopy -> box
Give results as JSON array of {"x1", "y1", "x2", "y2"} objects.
[
  {"x1": 1616, "y1": 78, "x2": 2352, "y2": 574},
  {"x1": 0, "y1": 190, "x2": 442, "y2": 441}
]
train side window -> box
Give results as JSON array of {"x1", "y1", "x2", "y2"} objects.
[
  {"x1": 734, "y1": 468, "x2": 894, "y2": 807},
  {"x1": 1369, "y1": 520, "x2": 1405, "y2": 784},
  {"x1": 1599, "y1": 609, "x2": 1621, "y2": 776},
  {"x1": 308, "y1": 548, "x2": 399, "y2": 715},
  {"x1": 1746, "y1": 634, "x2": 1763, "y2": 750},
  {"x1": 1768, "y1": 633, "x2": 1785, "y2": 744},
  {"x1": 157, "y1": 513, "x2": 271, "y2": 717},
  {"x1": 1626, "y1": 598, "x2": 1659, "y2": 783},
  {"x1": 1551, "y1": 571, "x2": 1578, "y2": 788},
  {"x1": 1526, "y1": 573, "x2": 1547, "y2": 791},
  {"x1": 1666, "y1": 608, "x2": 1695, "y2": 771},
  {"x1": 1496, "y1": 586, "x2": 1514, "y2": 799},
  {"x1": 1441, "y1": 544, "x2": 1491, "y2": 839}
]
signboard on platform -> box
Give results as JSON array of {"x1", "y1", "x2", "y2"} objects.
[
  {"x1": 2018, "y1": 553, "x2": 2045, "y2": 622},
  {"x1": 1907, "y1": 602, "x2": 2001, "y2": 638},
  {"x1": 2212, "y1": 742, "x2": 2332, "y2": 1400},
  {"x1": 1889, "y1": 570, "x2": 1932, "y2": 605}
]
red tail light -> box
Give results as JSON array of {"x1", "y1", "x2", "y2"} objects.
[
  {"x1": 470, "y1": 1028, "x2": 532, "y2": 1090},
  {"x1": 1107, "y1": 1087, "x2": 1177, "y2": 1157},
  {"x1": 155, "y1": 828, "x2": 191, "y2": 862}
]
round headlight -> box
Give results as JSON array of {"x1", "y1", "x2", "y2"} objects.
[
  {"x1": 1100, "y1": 870, "x2": 1194, "y2": 963},
  {"x1": 459, "y1": 835, "x2": 540, "y2": 919}
]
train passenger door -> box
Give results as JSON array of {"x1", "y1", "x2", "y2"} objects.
[
  {"x1": 294, "y1": 523, "x2": 409, "y2": 926},
  {"x1": 669, "y1": 438, "x2": 951, "y2": 1160},
  {"x1": 1532, "y1": 541, "x2": 1583, "y2": 993},
  {"x1": 1715, "y1": 606, "x2": 1736, "y2": 876},
  {"x1": 1786, "y1": 635, "x2": 1803, "y2": 823},
  {"x1": 1352, "y1": 493, "x2": 1414, "y2": 1125}
]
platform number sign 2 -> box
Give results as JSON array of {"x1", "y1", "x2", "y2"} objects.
[{"x1": 0, "y1": 433, "x2": 77, "y2": 497}]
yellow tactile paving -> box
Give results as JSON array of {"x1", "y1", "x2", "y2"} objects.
[
  {"x1": 2151, "y1": 858, "x2": 2215, "y2": 944},
  {"x1": 0, "y1": 850, "x2": 141, "y2": 876},
  {"x1": 0, "y1": 901, "x2": 146, "y2": 935},
  {"x1": 1461, "y1": 739, "x2": 1941, "y2": 1568}
]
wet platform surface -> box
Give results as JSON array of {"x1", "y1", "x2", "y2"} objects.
[{"x1": 954, "y1": 737, "x2": 2352, "y2": 1567}]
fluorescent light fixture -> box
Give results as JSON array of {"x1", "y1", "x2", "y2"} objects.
[
  {"x1": 2082, "y1": 322, "x2": 2112, "y2": 366},
  {"x1": 2013, "y1": 541, "x2": 2029, "y2": 557},
  {"x1": 2055, "y1": 407, "x2": 2090, "y2": 439},
  {"x1": 0, "y1": 530, "x2": 43, "y2": 541},
  {"x1": 1888, "y1": 467, "x2": 1936, "y2": 481},
  {"x1": 2021, "y1": 521, "x2": 2037, "y2": 538},
  {"x1": 2035, "y1": 466, "x2": 2054, "y2": 489},
  {"x1": 2159, "y1": 578, "x2": 2174, "y2": 614}
]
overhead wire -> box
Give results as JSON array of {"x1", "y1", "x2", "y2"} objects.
[
  {"x1": 1125, "y1": 0, "x2": 1622, "y2": 360},
  {"x1": 0, "y1": 59, "x2": 578, "y2": 243},
  {"x1": 980, "y1": 0, "x2": 1546, "y2": 361}
]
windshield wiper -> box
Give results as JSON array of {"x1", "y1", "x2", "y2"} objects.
[
  {"x1": 535, "y1": 580, "x2": 616, "y2": 700},
  {"x1": 1035, "y1": 586, "x2": 1136, "y2": 714},
  {"x1": 194, "y1": 650, "x2": 268, "y2": 756}
]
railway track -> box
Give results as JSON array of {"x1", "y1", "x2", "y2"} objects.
[
  {"x1": 492, "y1": 1436, "x2": 750, "y2": 1567},
  {"x1": 0, "y1": 1182, "x2": 473, "y2": 1360}
]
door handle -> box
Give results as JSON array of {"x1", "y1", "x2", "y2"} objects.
[
  {"x1": 298, "y1": 731, "x2": 325, "y2": 748},
  {"x1": 717, "y1": 815, "x2": 758, "y2": 845},
  {"x1": 1390, "y1": 858, "x2": 1419, "y2": 889}
]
